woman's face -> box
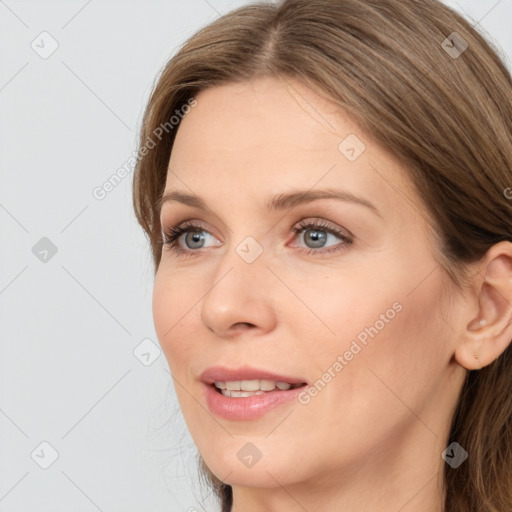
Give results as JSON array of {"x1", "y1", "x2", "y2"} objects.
[{"x1": 153, "y1": 76, "x2": 466, "y2": 495}]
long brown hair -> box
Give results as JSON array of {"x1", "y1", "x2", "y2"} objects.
[{"x1": 132, "y1": 1, "x2": 512, "y2": 510}]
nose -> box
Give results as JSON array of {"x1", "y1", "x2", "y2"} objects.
[{"x1": 200, "y1": 245, "x2": 277, "y2": 338}]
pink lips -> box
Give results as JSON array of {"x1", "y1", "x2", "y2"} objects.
[
  {"x1": 199, "y1": 365, "x2": 307, "y2": 386},
  {"x1": 200, "y1": 365, "x2": 308, "y2": 421}
]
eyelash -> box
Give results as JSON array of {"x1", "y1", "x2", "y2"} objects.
[{"x1": 161, "y1": 218, "x2": 354, "y2": 259}]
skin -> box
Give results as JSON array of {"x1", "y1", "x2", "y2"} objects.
[{"x1": 152, "y1": 75, "x2": 512, "y2": 512}]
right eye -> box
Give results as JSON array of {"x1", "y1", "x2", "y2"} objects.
[{"x1": 162, "y1": 221, "x2": 220, "y2": 257}]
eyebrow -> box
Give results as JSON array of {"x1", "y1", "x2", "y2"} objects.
[{"x1": 158, "y1": 188, "x2": 381, "y2": 218}]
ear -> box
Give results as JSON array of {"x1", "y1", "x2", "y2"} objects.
[{"x1": 454, "y1": 241, "x2": 512, "y2": 370}]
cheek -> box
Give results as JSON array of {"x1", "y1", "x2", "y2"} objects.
[
  {"x1": 284, "y1": 267, "x2": 404, "y2": 365},
  {"x1": 294, "y1": 258, "x2": 449, "y2": 409},
  {"x1": 152, "y1": 273, "x2": 206, "y2": 429},
  {"x1": 311, "y1": 267, "x2": 450, "y2": 427},
  {"x1": 152, "y1": 270, "x2": 198, "y2": 373}
]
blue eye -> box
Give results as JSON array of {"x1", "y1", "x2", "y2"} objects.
[
  {"x1": 162, "y1": 218, "x2": 354, "y2": 258},
  {"x1": 162, "y1": 221, "x2": 213, "y2": 258},
  {"x1": 290, "y1": 219, "x2": 353, "y2": 254}
]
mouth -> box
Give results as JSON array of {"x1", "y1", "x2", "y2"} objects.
[
  {"x1": 211, "y1": 379, "x2": 307, "y2": 397},
  {"x1": 200, "y1": 366, "x2": 309, "y2": 419}
]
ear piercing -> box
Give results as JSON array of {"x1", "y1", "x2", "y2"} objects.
[{"x1": 473, "y1": 352, "x2": 481, "y2": 370}]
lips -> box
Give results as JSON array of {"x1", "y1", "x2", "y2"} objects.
[
  {"x1": 199, "y1": 365, "x2": 309, "y2": 420},
  {"x1": 199, "y1": 365, "x2": 308, "y2": 386}
]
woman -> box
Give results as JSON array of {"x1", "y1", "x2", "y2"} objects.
[{"x1": 132, "y1": 0, "x2": 512, "y2": 510}]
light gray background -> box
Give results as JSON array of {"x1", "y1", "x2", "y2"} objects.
[{"x1": 1, "y1": 1, "x2": 511, "y2": 511}]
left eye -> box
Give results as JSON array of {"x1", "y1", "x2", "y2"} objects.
[
  {"x1": 162, "y1": 218, "x2": 354, "y2": 257},
  {"x1": 290, "y1": 219, "x2": 354, "y2": 254}
]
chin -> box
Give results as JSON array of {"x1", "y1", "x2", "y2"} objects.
[{"x1": 199, "y1": 438, "x2": 311, "y2": 489}]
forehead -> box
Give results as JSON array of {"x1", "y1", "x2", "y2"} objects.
[
  {"x1": 164, "y1": 76, "x2": 426, "y2": 223},
  {"x1": 171, "y1": 77, "x2": 359, "y2": 160}
]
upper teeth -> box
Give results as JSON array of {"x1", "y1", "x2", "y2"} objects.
[{"x1": 214, "y1": 380, "x2": 297, "y2": 391}]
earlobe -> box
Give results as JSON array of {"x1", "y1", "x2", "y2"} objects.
[{"x1": 454, "y1": 242, "x2": 512, "y2": 371}]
